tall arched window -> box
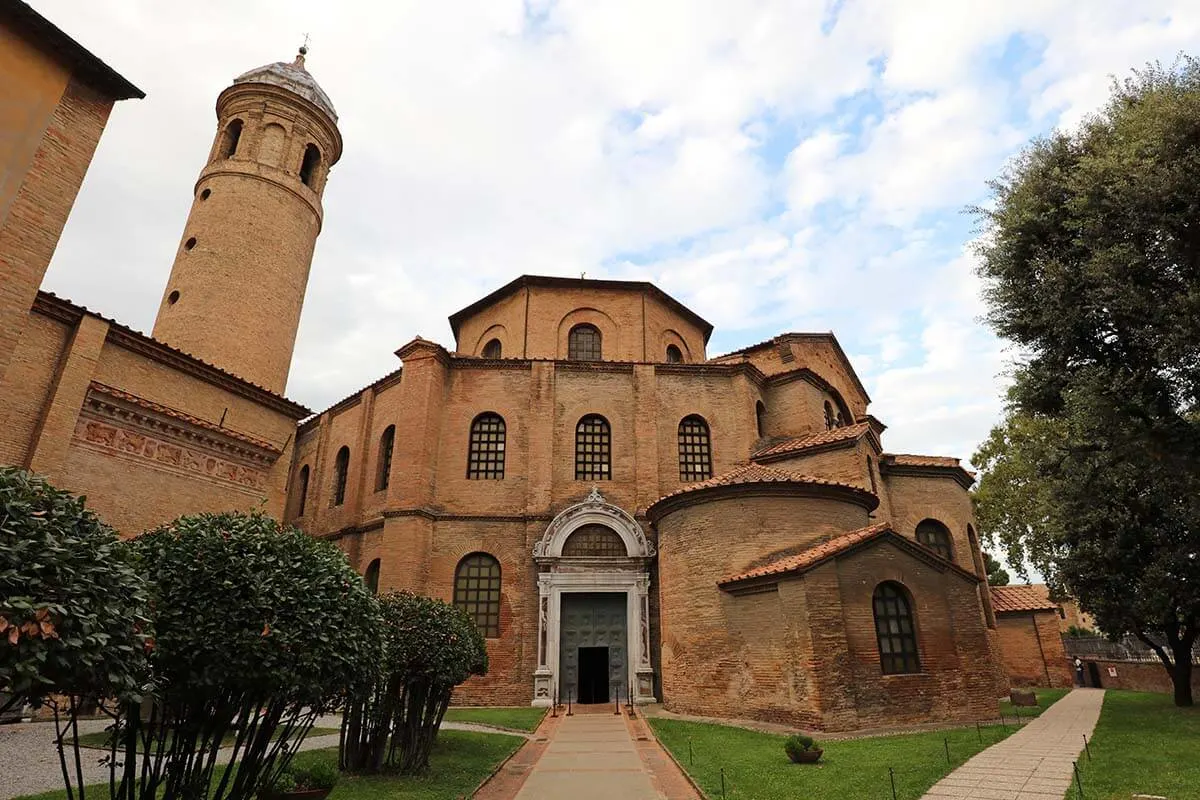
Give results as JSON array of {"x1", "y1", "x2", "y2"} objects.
[
  {"x1": 916, "y1": 519, "x2": 953, "y2": 561},
  {"x1": 300, "y1": 144, "x2": 321, "y2": 188},
  {"x1": 665, "y1": 344, "x2": 683, "y2": 363},
  {"x1": 678, "y1": 415, "x2": 713, "y2": 481},
  {"x1": 866, "y1": 455, "x2": 878, "y2": 495},
  {"x1": 756, "y1": 401, "x2": 766, "y2": 438},
  {"x1": 332, "y1": 446, "x2": 350, "y2": 506},
  {"x1": 220, "y1": 119, "x2": 243, "y2": 158},
  {"x1": 467, "y1": 413, "x2": 506, "y2": 479},
  {"x1": 376, "y1": 425, "x2": 395, "y2": 491},
  {"x1": 568, "y1": 324, "x2": 602, "y2": 361},
  {"x1": 575, "y1": 415, "x2": 611, "y2": 480},
  {"x1": 873, "y1": 582, "x2": 920, "y2": 674},
  {"x1": 824, "y1": 400, "x2": 837, "y2": 431},
  {"x1": 482, "y1": 338, "x2": 502, "y2": 359},
  {"x1": 296, "y1": 464, "x2": 310, "y2": 517},
  {"x1": 364, "y1": 558, "x2": 380, "y2": 595},
  {"x1": 454, "y1": 553, "x2": 501, "y2": 638}
]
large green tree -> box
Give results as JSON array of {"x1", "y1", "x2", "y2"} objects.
[{"x1": 974, "y1": 58, "x2": 1200, "y2": 706}]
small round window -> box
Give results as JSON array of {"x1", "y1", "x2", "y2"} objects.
[
  {"x1": 184, "y1": 237, "x2": 197, "y2": 252},
  {"x1": 167, "y1": 291, "x2": 180, "y2": 305}
]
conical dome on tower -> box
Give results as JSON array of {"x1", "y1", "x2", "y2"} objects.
[
  {"x1": 233, "y1": 47, "x2": 337, "y2": 121},
  {"x1": 151, "y1": 46, "x2": 342, "y2": 394}
]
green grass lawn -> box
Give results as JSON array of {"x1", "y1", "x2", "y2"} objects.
[
  {"x1": 649, "y1": 718, "x2": 1014, "y2": 800},
  {"x1": 997, "y1": 687, "x2": 1071, "y2": 720},
  {"x1": 442, "y1": 706, "x2": 547, "y2": 732},
  {"x1": 17, "y1": 731, "x2": 522, "y2": 800},
  {"x1": 73, "y1": 726, "x2": 340, "y2": 750},
  {"x1": 1071, "y1": 689, "x2": 1200, "y2": 800}
]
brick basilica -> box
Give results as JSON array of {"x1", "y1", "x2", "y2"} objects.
[{"x1": 1, "y1": 3, "x2": 1005, "y2": 731}]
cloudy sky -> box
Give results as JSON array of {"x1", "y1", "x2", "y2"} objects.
[{"x1": 39, "y1": 0, "x2": 1200, "y2": 468}]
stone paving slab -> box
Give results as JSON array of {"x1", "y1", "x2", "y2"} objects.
[
  {"x1": 475, "y1": 707, "x2": 700, "y2": 800},
  {"x1": 922, "y1": 688, "x2": 1104, "y2": 800}
]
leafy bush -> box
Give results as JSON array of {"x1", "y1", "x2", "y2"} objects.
[
  {"x1": 784, "y1": 734, "x2": 819, "y2": 761},
  {"x1": 109, "y1": 512, "x2": 383, "y2": 800},
  {"x1": 271, "y1": 762, "x2": 339, "y2": 793},
  {"x1": 341, "y1": 591, "x2": 487, "y2": 774},
  {"x1": 0, "y1": 467, "x2": 150, "y2": 712}
]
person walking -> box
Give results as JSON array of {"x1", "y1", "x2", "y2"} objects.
[{"x1": 1074, "y1": 656, "x2": 1085, "y2": 686}]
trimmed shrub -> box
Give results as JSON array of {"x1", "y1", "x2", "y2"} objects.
[
  {"x1": 784, "y1": 734, "x2": 818, "y2": 761},
  {"x1": 0, "y1": 467, "x2": 149, "y2": 712},
  {"x1": 341, "y1": 591, "x2": 487, "y2": 774},
  {"x1": 110, "y1": 511, "x2": 382, "y2": 800}
]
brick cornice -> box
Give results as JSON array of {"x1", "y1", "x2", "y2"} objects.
[
  {"x1": 879, "y1": 461, "x2": 975, "y2": 490},
  {"x1": 83, "y1": 382, "x2": 282, "y2": 463}
]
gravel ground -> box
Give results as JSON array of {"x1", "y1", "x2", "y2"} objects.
[{"x1": 1, "y1": 717, "x2": 527, "y2": 799}]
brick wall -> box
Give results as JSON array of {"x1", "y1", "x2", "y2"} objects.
[
  {"x1": 995, "y1": 612, "x2": 1074, "y2": 688},
  {"x1": 1079, "y1": 659, "x2": 1200, "y2": 694},
  {"x1": 0, "y1": 76, "x2": 112, "y2": 381}
]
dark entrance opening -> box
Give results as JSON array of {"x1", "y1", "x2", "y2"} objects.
[
  {"x1": 577, "y1": 646, "x2": 610, "y2": 703},
  {"x1": 1087, "y1": 661, "x2": 1103, "y2": 688}
]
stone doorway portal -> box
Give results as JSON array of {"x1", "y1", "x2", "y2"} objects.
[
  {"x1": 531, "y1": 488, "x2": 657, "y2": 707},
  {"x1": 560, "y1": 592, "x2": 625, "y2": 704}
]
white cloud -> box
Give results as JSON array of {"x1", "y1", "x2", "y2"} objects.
[{"x1": 34, "y1": 0, "x2": 1200, "y2": 465}]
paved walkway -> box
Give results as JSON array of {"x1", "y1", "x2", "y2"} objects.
[
  {"x1": 923, "y1": 688, "x2": 1105, "y2": 800},
  {"x1": 476, "y1": 707, "x2": 700, "y2": 800}
]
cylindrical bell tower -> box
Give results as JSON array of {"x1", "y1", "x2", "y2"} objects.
[{"x1": 151, "y1": 47, "x2": 342, "y2": 394}]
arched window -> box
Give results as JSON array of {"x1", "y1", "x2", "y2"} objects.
[
  {"x1": 916, "y1": 519, "x2": 953, "y2": 561},
  {"x1": 678, "y1": 415, "x2": 713, "y2": 482},
  {"x1": 568, "y1": 324, "x2": 602, "y2": 361},
  {"x1": 756, "y1": 401, "x2": 766, "y2": 438},
  {"x1": 332, "y1": 445, "x2": 350, "y2": 506},
  {"x1": 364, "y1": 558, "x2": 380, "y2": 595},
  {"x1": 873, "y1": 582, "x2": 920, "y2": 674},
  {"x1": 220, "y1": 119, "x2": 243, "y2": 158},
  {"x1": 454, "y1": 553, "x2": 501, "y2": 638},
  {"x1": 482, "y1": 338, "x2": 502, "y2": 359},
  {"x1": 824, "y1": 400, "x2": 837, "y2": 431},
  {"x1": 575, "y1": 415, "x2": 611, "y2": 480},
  {"x1": 967, "y1": 525, "x2": 985, "y2": 577},
  {"x1": 376, "y1": 425, "x2": 395, "y2": 492},
  {"x1": 300, "y1": 144, "x2": 321, "y2": 188},
  {"x1": 562, "y1": 524, "x2": 627, "y2": 557},
  {"x1": 467, "y1": 413, "x2": 506, "y2": 479},
  {"x1": 665, "y1": 344, "x2": 683, "y2": 363},
  {"x1": 866, "y1": 455, "x2": 878, "y2": 495},
  {"x1": 296, "y1": 464, "x2": 310, "y2": 517}
]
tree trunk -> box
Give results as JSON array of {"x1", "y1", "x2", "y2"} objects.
[{"x1": 1171, "y1": 644, "x2": 1194, "y2": 707}]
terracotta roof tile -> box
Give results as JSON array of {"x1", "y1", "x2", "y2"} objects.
[
  {"x1": 653, "y1": 463, "x2": 870, "y2": 505},
  {"x1": 753, "y1": 422, "x2": 872, "y2": 460},
  {"x1": 719, "y1": 523, "x2": 893, "y2": 585},
  {"x1": 990, "y1": 584, "x2": 1059, "y2": 614}
]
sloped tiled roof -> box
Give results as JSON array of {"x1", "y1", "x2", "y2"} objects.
[
  {"x1": 879, "y1": 452, "x2": 976, "y2": 489},
  {"x1": 34, "y1": 292, "x2": 311, "y2": 418},
  {"x1": 990, "y1": 584, "x2": 1058, "y2": 614},
  {"x1": 719, "y1": 523, "x2": 893, "y2": 585},
  {"x1": 753, "y1": 422, "x2": 873, "y2": 461},
  {"x1": 885, "y1": 454, "x2": 963, "y2": 468},
  {"x1": 654, "y1": 463, "x2": 870, "y2": 504}
]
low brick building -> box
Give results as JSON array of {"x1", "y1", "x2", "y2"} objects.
[
  {"x1": 3, "y1": 5, "x2": 1006, "y2": 732},
  {"x1": 990, "y1": 585, "x2": 1074, "y2": 689}
]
